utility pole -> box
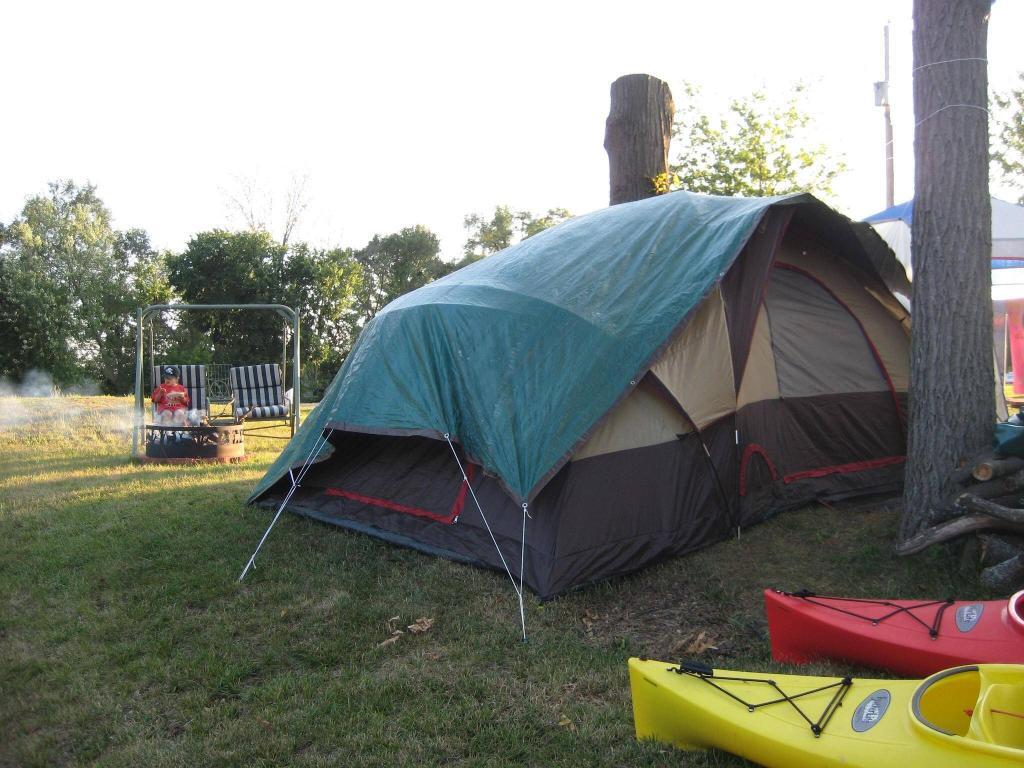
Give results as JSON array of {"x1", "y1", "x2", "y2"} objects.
[{"x1": 874, "y1": 23, "x2": 895, "y2": 208}]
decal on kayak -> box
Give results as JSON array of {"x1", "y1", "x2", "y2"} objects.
[
  {"x1": 851, "y1": 689, "x2": 890, "y2": 732},
  {"x1": 670, "y1": 660, "x2": 853, "y2": 737},
  {"x1": 955, "y1": 603, "x2": 984, "y2": 632}
]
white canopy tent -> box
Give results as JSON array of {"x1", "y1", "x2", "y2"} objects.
[
  {"x1": 864, "y1": 197, "x2": 1024, "y2": 300},
  {"x1": 863, "y1": 197, "x2": 1024, "y2": 417}
]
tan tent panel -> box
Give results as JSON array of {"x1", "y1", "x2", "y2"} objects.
[
  {"x1": 737, "y1": 304, "x2": 780, "y2": 408},
  {"x1": 573, "y1": 379, "x2": 692, "y2": 461},
  {"x1": 651, "y1": 287, "x2": 735, "y2": 429},
  {"x1": 774, "y1": 233, "x2": 910, "y2": 392}
]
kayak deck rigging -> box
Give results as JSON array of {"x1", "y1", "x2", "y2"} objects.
[
  {"x1": 670, "y1": 660, "x2": 853, "y2": 737},
  {"x1": 781, "y1": 589, "x2": 956, "y2": 638}
]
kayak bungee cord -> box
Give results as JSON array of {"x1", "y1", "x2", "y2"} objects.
[
  {"x1": 669, "y1": 660, "x2": 853, "y2": 738},
  {"x1": 780, "y1": 589, "x2": 955, "y2": 639}
]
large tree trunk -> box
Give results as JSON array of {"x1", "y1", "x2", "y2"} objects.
[
  {"x1": 604, "y1": 74, "x2": 674, "y2": 206},
  {"x1": 900, "y1": 0, "x2": 994, "y2": 543}
]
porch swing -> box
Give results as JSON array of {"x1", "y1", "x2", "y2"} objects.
[{"x1": 131, "y1": 303, "x2": 302, "y2": 460}]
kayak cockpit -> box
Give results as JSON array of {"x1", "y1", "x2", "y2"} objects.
[
  {"x1": 1009, "y1": 589, "x2": 1024, "y2": 632},
  {"x1": 913, "y1": 665, "x2": 1024, "y2": 750}
]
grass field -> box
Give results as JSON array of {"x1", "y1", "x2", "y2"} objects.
[{"x1": 0, "y1": 396, "x2": 991, "y2": 767}]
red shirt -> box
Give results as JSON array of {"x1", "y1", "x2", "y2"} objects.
[{"x1": 151, "y1": 383, "x2": 190, "y2": 412}]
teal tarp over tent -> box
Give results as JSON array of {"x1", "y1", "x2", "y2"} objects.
[{"x1": 250, "y1": 190, "x2": 911, "y2": 598}]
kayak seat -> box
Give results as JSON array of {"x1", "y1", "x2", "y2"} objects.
[{"x1": 973, "y1": 682, "x2": 1024, "y2": 749}]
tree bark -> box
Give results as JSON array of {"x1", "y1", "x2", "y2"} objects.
[
  {"x1": 900, "y1": 0, "x2": 994, "y2": 543},
  {"x1": 604, "y1": 74, "x2": 674, "y2": 206}
]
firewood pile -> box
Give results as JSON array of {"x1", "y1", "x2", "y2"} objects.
[{"x1": 897, "y1": 453, "x2": 1024, "y2": 591}]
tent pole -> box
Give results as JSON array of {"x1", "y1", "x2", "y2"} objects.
[
  {"x1": 444, "y1": 433, "x2": 527, "y2": 640},
  {"x1": 238, "y1": 427, "x2": 332, "y2": 581}
]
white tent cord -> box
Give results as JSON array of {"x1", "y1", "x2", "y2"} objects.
[
  {"x1": 519, "y1": 502, "x2": 528, "y2": 640},
  {"x1": 444, "y1": 433, "x2": 527, "y2": 640},
  {"x1": 238, "y1": 427, "x2": 335, "y2": 581}
]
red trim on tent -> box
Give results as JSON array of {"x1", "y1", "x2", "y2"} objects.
[
  {"x1": 773, "y1": 262, "x2": 906, "y2": 432},
  {"x1": 324, "y1": 463, "x2": 475, "y2": 525},
  {"x1": 739, "y1": 443, "x2": 779, "y2": 496},
  {"x1": 782, "y1": 455, "x2": 906, "y2": 484}
]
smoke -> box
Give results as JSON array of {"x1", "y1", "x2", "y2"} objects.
[{"x1": 0, "y1": 370, "x2": 133, "y2": 440}]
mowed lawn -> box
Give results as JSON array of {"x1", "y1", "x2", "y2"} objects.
[{"x1": 0, "y1": 396, "x2": 990, "y2": 767}]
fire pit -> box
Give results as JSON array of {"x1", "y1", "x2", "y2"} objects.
[{"x1": 142, "y1": 419, "x2": 245, "y2": 464}]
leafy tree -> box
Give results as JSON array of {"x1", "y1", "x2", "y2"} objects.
[
  {"x1": 352, "y1": 225, "x2": 446, "y2": 324},
  {"x1": 166, "y1": 230, "x2": 362, "y2": 396},
  {"x1": 993, "y1": 71, "x2": 1024, "y2": 203},
  {"x1": 0, "y1": 181, "x2": 170, "y2": 392},
  {"x1": 667, "y1": 83, "x2": 846, "y2": 199},
  {"x1": 458, "y1": 206, "x2": 572, "y2": 267}
]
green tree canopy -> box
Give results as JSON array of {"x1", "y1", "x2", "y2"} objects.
[
  {"x1": 993, "y1": 71, "x2": 1024, "y2": 204},
  {"x1": 165, "y1": 230, "x2": 362, "y2": 395},
  {"x1": 352, "y1": 225, "x2": 446, "y2": 325},
  {"x1": 667, "y1": 83, "x2": 847, "y2": 199},
  {"x1": 0, "y1": 180, "x2": 170, "y2": 392},
  {"x1": 458, "y1": 205, "x2": 572, "y2": 268}
]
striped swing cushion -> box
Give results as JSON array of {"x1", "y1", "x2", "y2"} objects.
[{"x1": 230, "y1": 364, "x2": 289, "y2": 419}]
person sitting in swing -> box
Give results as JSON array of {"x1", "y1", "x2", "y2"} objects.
[{"x1": 152, "y1": 366, "x2": 190, "y2": 426}]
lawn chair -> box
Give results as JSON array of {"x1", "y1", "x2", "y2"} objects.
[
  {"x1": 229, "y1": 364, "x2": 292, "y2": 436},
  {"x1": 151, "y1": 364, "x2": 209, "y2": 417}
]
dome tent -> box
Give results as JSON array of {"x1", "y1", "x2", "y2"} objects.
[{"x1": 248, "y1": 191, "x2": 911, "y2": 599}]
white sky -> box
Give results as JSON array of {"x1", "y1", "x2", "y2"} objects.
[{"x1": 1, "y1": 0, "x2": 1022, "y2": 261}]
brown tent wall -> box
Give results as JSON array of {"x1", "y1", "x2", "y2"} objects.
[
  {"x1": 732, "y1": 224, "x2": 909, "y2": 521},
  {"x1": 282, "y1": 417, "x2": 737, "y2": 598}
]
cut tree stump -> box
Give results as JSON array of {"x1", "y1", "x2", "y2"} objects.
[{"x1": 604, "y1": 74, "x2": 674, "y2": 206}]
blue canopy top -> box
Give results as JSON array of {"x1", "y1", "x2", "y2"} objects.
[{"x1": 863, "y1": 199, "x2": 914, "y2": 225}]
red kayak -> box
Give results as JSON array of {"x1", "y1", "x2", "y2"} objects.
[{"x1": 765, "y1": 588, "x2": 1024, "y2": 677}]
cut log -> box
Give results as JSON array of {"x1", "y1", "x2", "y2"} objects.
[
  {"x1": 896, "y1": 513, "x2": 1024, "y2": 555},
  {"x1": 957, "y1": 493, "x2": 1024, "y2": 523},
  {"x1": 979, "y1": 533, "x2": 1024, "y2": 567},
  {"x1": 980, "y1": 553, "x2": 1024, "y2": 592},
  {"x1": 972, "y1": 456, "x2": 1024, "y2": 482},
  {"x1": 952, "y1": 469, "x2": 1024, "y2": 502},
  {"x1": 950, "y1": 467, "x2": 975, "y2": 485}
]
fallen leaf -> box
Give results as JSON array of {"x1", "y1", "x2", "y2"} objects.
[
  {"x1": 376, "y1": 630, "x2": 403, "y2": 648},
  {"x1": 669, "y1": 629, "x2": 719, "y2": 656},
  {"x1": 407, "y1": 617, "x2": 434, "y2": 634}
]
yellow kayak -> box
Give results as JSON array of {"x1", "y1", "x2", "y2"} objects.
[{"x1": 629, "y1": 658, "x2": 1024, "y2": 767}]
